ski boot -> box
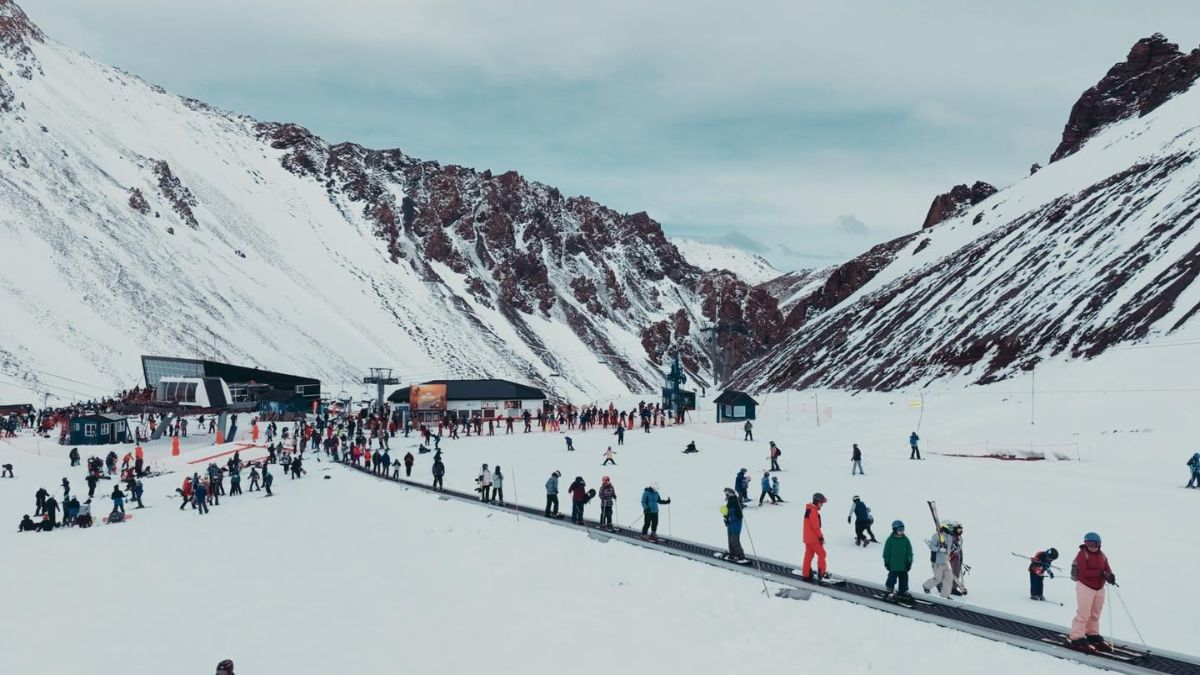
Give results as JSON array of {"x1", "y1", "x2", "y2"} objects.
[
  {"x1": 1031, "y1": 595, "x2": 1046, "y2": 601},
  {"x1": 1067, "y1": 638, "x2": 1096, "y2": 654},
  {"x1": 1086, "y1": 635, "x2": 1114, "y2": 653}
]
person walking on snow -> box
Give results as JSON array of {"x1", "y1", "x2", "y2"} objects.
[
  {"x1": 759, "y1": 471, "x2": 779, "y2": 505},
  {"x1": 1068, "y1": 532, "x2": 1117, "y2": 653},
  {"x1": 1029, "y1": 547, "x2": 1059, "y2": 601},
  {"x1": 922, "y1": 522, "x2": 955, "y2": 598},
  {"x1": 545, "y1": 471, "x2": 561, "y2": 517},
  {"x1": 1186, "y1": 452, "x2": 1200, "y2": 488},
  {"x1": 640, "y1": 483, "x2": 670, "y2": 540},
  {"x1": 848, "y1": 496, "x2": 878, "y2": 546},
  {"x1": 598, "y1": 477, "x2": 617, "y2": 529},
  {"x1": 851, "y1": 444, "x2": 865, "y2": 475},
  {"x1": 723, "y1": 488, "x2": 746, "y2": 561},
  {"x1": 909, "y1": 432, "x2": 921, "y2": 460},
  {"x1": 883, "y1": 520, "x2": 914, "y2": 599},
  {"x1": 768, "y1": 442, "x2": 782, "y2": 472},
  {"x1": 802, "y1": 493, "x2": 829, "y2": 580},
  {"x1": 602, "y1": 447, "x2": 616, "y2": 466},
  {"x1": 743, "y1": 420, "x2": 753, "y2": 441}
]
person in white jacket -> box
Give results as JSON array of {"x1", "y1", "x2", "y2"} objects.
[
  {"x1": 602, "y1": 447, "x2": 616, "y2": 466},
  {"x1": 922, "y1": 523, "x2": 955, "y2": 598},
  {"x1": 477, "y1": 464, "x2": 493, "y2": 503}
]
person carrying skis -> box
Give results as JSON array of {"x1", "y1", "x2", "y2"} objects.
[
  {"x1": 640, "y1": 483, "x2": 670, "y2": 540},
  {"x1": 743, "y1": 420, "x2": 753, "y2": 441},
  {"x1": 759, "y1": 471, "x2": 778, "y2": 505},
  {"x1": 602, "y1": 447, "x2": 616, "y2": 466},
  {"x1": 922, "y1": 522, "x2": 954, "y2": 598},
  {"x1": 568, "y1": 476, "x2": 589, "y2": 524},
  {"x1": 848, "y1": 496, "x2": 878, "y2": 546},
  {"x1": 801, "y1": 493, "x2": 828, "y2": 580},
  {"x1": 1187, "y1": 452, "x2": 1200, "y2": 488},
  {"x1": 851, "y1": 444, "x2": 864, "y2": 475},
  {"x1": 598, "y1": 477, "x2": 616, "y2": 529},
  {"x1": 723, "y1": 487, "x2": 746, "y2": 561},
  {"x1": 883, "y1": 520, "x2": 914, "y2": 599},
  {"x1": 545, "y1": 471, "x2": 561, "y2": 517},
  {"x1": 768, "y1": 441, "x2": 782, "y2": 472},
  {"x1": 1068, "y1": 532, "x2": 1117, "y2": 653},
  {"x1": 1029, "y1": 547, "x2": 1059, "y2": 601},
  {"x1": 909, "y1": 432, "x2": 921, "y2": 460},
  {"x1": 947, "y1": 522, "x2": 967, "y2": 595},
  {"x1": 477, "y1": 464, "x2": 493, "y2": 502}
]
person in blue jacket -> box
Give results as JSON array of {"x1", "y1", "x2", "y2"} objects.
[
  {"x1": 724, "y1": 488, "x2": 746, "y2": 560},
  {"x1": 910, "y1": 432, "x2": 921, "y2": 460},
  {"x1": 133, "y1": 480, "x2": 145, "y2": 509},
  {"x1": 195, "y1": 481, "x2": 209, "y2": 514},
  {"x1": 758, "y1": 471, "x2": 779, "y2": 505},
  {"x1": 640, "y1": 483, "x2": 671, "y2": 539},
  {"x1": 1187, "y1": 452, "x2": 1200, "y2": 488},
  {"x1": 735, "y1": 468, "x2": 749, "y2": 504}
]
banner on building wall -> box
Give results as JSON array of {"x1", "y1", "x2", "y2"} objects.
[
  {"x1": 411, "y1": 384, "x2": 448, "y2": 411},
  {"x1": 481, "y1": 401, "x2": 498, "y2": 410}
]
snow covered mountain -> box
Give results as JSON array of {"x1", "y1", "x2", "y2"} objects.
[
  {"x1": 0, "y1": 0, "x2": 792, "y2": 403},
  {"x1": 742, "y1": 34, "x2": 1200, "y2": 391},
  {"x1": 669, "y1": 237, "x2": 781, "y2": 285}
]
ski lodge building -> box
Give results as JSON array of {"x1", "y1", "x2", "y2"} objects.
[
  {"x1": 141, "y1": 355, "x2": 320, "y2": 410},
  {"x1": 389, "y1": 379, "x2": 546, "y2": 424}
]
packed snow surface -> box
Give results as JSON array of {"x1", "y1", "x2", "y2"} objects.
[{"x1": 670, "y1": 237, "x2": 781, "y2": 284}]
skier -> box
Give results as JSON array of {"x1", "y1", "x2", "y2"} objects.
[
  {"x1": 568, "y1": 476, "x2": 589, "y2": 524},
  {"x1": 61, "y1": 477, "x2": 70, "y2": 501},
  {"x1": 69, "y1": 447, "x2": 80, "y2": 466},
  {"x1": 544, "y1": 470, "x2": 561, "y2": 517},
  {"x1": 801, "y1": 493, "x2": 828, "y2": 581},
  {"x1": 851, "y1": 443, "x2": 864, "y2": 475},
  {"x1": 909, "y1": 432, "x2": 921, "y2": 460},
  {"x1": 613, "y1": 424, "x2": 625, "y2": 446},
  {"x1": 847, "y1": 496, "x2": 878, "y2": 546},
  {"x1": 1187, "y1": 452, "x2": 1200, "y2": 488},
  {"x1": 110, "y1": 485, "x2": 126, "y2": 517},
  {"x1": 758, "y1": 471, "x2": 778, "y2": 505},
  {"x1": 477, "y1": 464, "x2": 493, "y2": 502},
  {"x1": 263, "y1": 466, "x2": 274, "y2": 496},
  {"x1": 768, "y1": 441, "x2": 782, "y2": 472},
  {"x1": 883, "y1": 520, "x2": 914, "y2": 600},
  {"x1": 565, "y1": 436, "x2": 575, "y2": 452},
  {"x1": 248, "y1": 466, "x2": 261, "y2": 492},
  {"x1": 947, "y1": 522, "x2": 967, "y2": 595},
  {"x1": 179, "y1": 477, "x2": 194, "y2": 510},
  {"x1": 640, "y1": 483, "x2": 670, "y2": 540},
  {"x1": 734, "y1": 468, "x2": 750, "y2": 504},
  {"x1": 743, "y1": 420, "x2": 753, "y2": 441},
  {"x1": 19, "y1": 514, "x2": 37, "y2": 532},
  {"x1": 1068, "y1": 532, "x2": 1117, "y2": 653},
  {"x1": 598, "y1": 476, "x2": 616, "y2": 529},
  {"x1": 215, "y1": 658, "x2": 236, "y2": 675},
  {"x1": 723, "y1": 487, "x2": 746, "y2": 561},
  {"x1": 133, "y1": 480, "x2": 145, "y2": 508},
  {"x1": 432, "y1": 457, "x2": 445, "y2": 491},
  {"x1": 602, "y1": 447, "x2": 616, "y2": 466},
  {"x1": 1029, "y1": 547, "x2": 1059, "y2": 601},
  {"x1": 770, "y1": 476, "x2": 782, "y2": 502},
  {"x1": 922, "y1": 522, "x2": 955, "y2": 598},
  {"x1": 404, "y1": 452, "x2": 414, "y2": 477},
  {"x1": 492, "y1": 466, "x2": 504, "y2": 504},
  {"x1": 195, "y1": 480, "x2": 209, "y2": 515}
]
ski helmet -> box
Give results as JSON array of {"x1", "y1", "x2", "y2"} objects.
[
  {"x1": 812, "y1": 492, "x2": 826, "y2": 504},
  {"x1": 1084, "y1": 532, "x2": 1101, "y2": 544},
  {"x1": 891, "y1": 520, "x2": 904, "y2": 531},
  {"x1": 852, "y1": 495, "x2": 860, "y2": 502},
  {"x1": 1046, "y1": 547, "x2": 1059, "y2": 560},
  {"x1": 649, "y1": 481, "x2": 660, "y2": 491}
]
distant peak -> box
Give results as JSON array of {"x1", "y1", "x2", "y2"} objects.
[
  {"x1": 0, "y1": 0, "x2": 43, "y2": 46},
  {"x1": 1050, "y1": 34, "x2": 1200, "y2": 162}
]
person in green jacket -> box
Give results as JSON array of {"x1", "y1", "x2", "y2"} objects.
[{"x1": 883, "y1": 520, "x2": 914, "y2": 599}]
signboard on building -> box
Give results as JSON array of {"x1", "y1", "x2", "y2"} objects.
[
  {"x1": 481, "y1": 400, "x2": 498, "y2": 410},
  {"x1": 410, "y1": 383, "x2": 448, "y2": 411}
]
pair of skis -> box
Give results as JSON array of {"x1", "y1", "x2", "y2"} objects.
[{"x1": 927, "y1": 500, "x2": 969, "y2": 595}]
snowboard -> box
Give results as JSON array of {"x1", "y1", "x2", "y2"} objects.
[
  {"x1": 713, "y1": 552, "x2": 753, "y2": 565},
  {"x1": 872, "y1": 592, "x2": 929, "y2": 608},
  {"x1": 790, "y1": 569, "x2": 847, "y2": 585}
]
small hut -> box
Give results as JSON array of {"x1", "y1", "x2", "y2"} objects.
[{"x1": 714, "y1": 390, "x2": 758, "y2": 423}]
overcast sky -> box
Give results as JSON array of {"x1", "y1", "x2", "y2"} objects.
[{"x1": 21, "y1": 1, "x2": 1200, "y2": 270}]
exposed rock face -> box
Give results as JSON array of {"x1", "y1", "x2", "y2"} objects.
[
  {"x1": 1051, "y1": 34, "x2": 1200, "y2": 162},
  {"x1": 922, "y1": 181, "x2": 997, "y2": 228},
  {"x1": 127, "y1": 188, "x2": 150, "y2": 215},
  {"x1": 153, "y1": 160, "x2": 199, "y2": 229},
  {"x1": 0, "y1": 0, "x2": 42, "y2": 78},
  {"x1": 782, "y1": 234, "x2": 917, "y2": 330}
]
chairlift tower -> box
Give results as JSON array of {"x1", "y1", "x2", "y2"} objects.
[{"x1": 363, "y1": 367, "x2": 400, "y2": 410}]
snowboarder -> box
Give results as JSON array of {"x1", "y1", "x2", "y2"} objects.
[
  {"x1": 909, "y1": 432, "x2": 921, "y2": 460},
  {"x1": 1029, "y1": 547, "x2": 1059, "y2": 601},
  {"x1": 743, "y1": 420, "x2": 753, "y2": 441},
  {"x1": 768, "y1": 441, "x2": 782, "y2": 472},
  {"x1": 922, "y1": 522, "x2": 955, "y2": 598},
  {"x1": 801, "y1": 493, "x2": 828, "y2": 580},
  {"x1": 1068, "y1": 532, "x2": 1117, "y2": 653},
  {"x1": 1187, "y1": 452, "x2": 1200, "y2": 488},
  {"x1": 1, "y1": 463, "x2": 12, "y2": 478},
  {"x1": 602, "y1": 447, "x2": 616, "y2": 466},
  {"x1": 848, "y1": 496, "x2": 878, "y2": 546},
  {"x1": 682, "y1": 441, "x2": 698, "y2": 454},
  {"x1": 568, "y1": 476, "x2": 589, "y2": 524},
  {"x1": 432, "y1": 457, "x2": 445, "y2": 491},
  {"x1": 110, "y1": 485, "x2": 126, "y2": 516},
  {"x1": 598, "y1": 476, "x2": 616, "y2": 528},
  {"x1": 723, "y1": 487, "x2": 746, "y2": 560},
  {"x1": 640, "y1": 483, "x2": 670, "y2": 539},
  {"x1": 215, "y1": 659, "x2": 236, "y2": 675},
  {"x1": 545, "y1": 470, "x2": 561, "y2": 516},
  {"x1": 19, "y1": 514, "x2": 37, "y2": 532},
  {"x1": 492, "y1": 466, "x2": 504, "y2": 504},
  {"x1": 758, "y1": 471, "x2": 779, "y2": 505},
  {"x1": 851, "y1": 444, "x2": 864, "y2": 475},
  {"x1": 883, "y1": 520, "x2": 914, "y2": 600},
  {"x1": 477, "y1": 464, "x2": 493, "y2": 502}
]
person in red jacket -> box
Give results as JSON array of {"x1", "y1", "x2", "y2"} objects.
[
  {"x1": 1068, "y1": 532, "x2": 1116, "y2": 652},
  {"x1": 802, "y1": 492, "x2": 829, "y2": 580},
  {"x1": 178, "y1": 477, "x2": 193, "y2": 511}
]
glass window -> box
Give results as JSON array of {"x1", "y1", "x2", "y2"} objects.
[
  {"x1": 733, "y1": 406, "x2": 745, "y2": 417},
  {"x1": 72, "y1": 422, "x2": 80, "y2": 431},
  {"x1": 100, "y1": 423, "x2": 109, "y2": 435},
  {"x1": 84, "y1": 423, "x2": 96, "y2": 437}
]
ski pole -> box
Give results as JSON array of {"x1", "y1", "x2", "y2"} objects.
[
  {"x1": 511, "y1": 470, "x2": 520, "y2": 524},
  {"x1": 1112, "y1": 584, "x2": 1148, "y2": 650},
  {"x1": 667, "y1": 502, "x2": 673, "y2": 537},
  {"x1": 740, "y1": 511, "x2": 772, "y2": 598}
]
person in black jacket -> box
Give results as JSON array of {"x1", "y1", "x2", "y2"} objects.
[
  {"x1": 43, "y1": 496, "x2": 59, "y2": 527},
  {"x1": 1028, "y1": 548, "x2": 1059, "y2": 601},
  {"x1": 847, "y1": 496, "x2": 878, "y2": 546},
  {"x1": 19, "y1": 514, "x2": 37, "y2": 532},
  {"x1": 35, "y1": 487, "x2": 48, "y2": 515}
]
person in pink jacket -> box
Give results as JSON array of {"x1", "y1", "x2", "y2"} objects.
[{"x1": 1068, "y1": 532, "x2": 1116, "y2": 653}]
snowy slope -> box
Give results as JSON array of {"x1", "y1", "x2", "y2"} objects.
[
  {"x1": 743, "y1": 35, "x2": 1200, "y2": 392},
  {"x1": 0, "y1": 0, "x2": 751, "y2": 404},
  {"x1": 670, "y1": 237, "x2": 781, "y2": 285},
  {"x1": 1, "y1": 428, "x2": 1101, "y2": 675}
]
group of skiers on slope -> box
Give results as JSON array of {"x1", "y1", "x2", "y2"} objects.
[
  {"x1": 540, "y1": 470, "x2": 670, "y2": 537},
  {"x1": 474, "y1": 463, "x2": 505, "y2": 504},
  {"x1": 19, "y1": 451, "x2": 151, "y2": 531},
  {"x1": 176, "y1": 452, "x2": 280, "y2": 515}
]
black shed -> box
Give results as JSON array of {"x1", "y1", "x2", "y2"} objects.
[
  {"x1": 714, "y1": 390, "x2": 758, "y2": 423},
  {"x1": 68, "y1": 413, "x2": 130, "y2": 445}
]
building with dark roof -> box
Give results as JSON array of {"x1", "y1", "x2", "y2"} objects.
[
  {"x1": 141, "y1": 356, "x2": 320, "y2": 405},
  {"x1": 714, "y1": 389, "x2": 758, "y2": 423},
  {"x1": 68, "y1": 413, "x2": 130, "y2": 445},
  {"x1": 388, "y1": 379, "x2": 546, "y2": 422}
]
